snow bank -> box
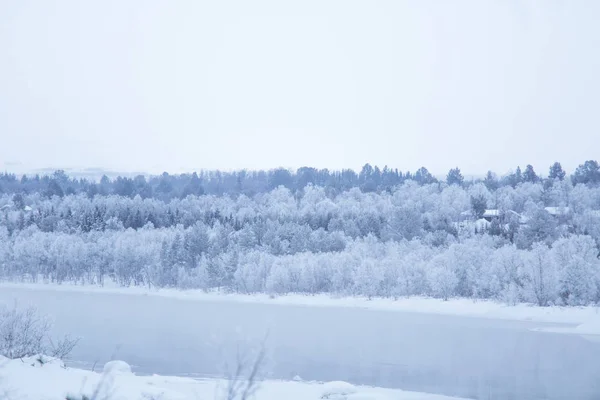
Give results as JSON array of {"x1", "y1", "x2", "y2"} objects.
[
  {"x1": 20, "y1": 355, "x2": 65, "y2": 369},
  {"x1": 103, "y1": 360, "x2": 133, "y2": 375},
  {"x1": 575, "y1": 320, "x2": 600, "y2": 334},
  {"x1": 534, "y1": 319, "x2": 600, "y2": 336},
  {"x1": 321, "y1": 381, "x2": 357, "y2": 398},
  {"x1": 0, "y1": 356, "x2": 469, "y2": 400},
  {"x1": 1, "y1": 281, "x2": 599, "y2": 326}
]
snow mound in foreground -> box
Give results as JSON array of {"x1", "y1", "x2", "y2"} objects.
[
  {"x1": 0, "y1": 355, "x2": 470, "y2": 400},
  {"x1": 103, "y1": 360, "x2": 133, "y2": 375},
  {"x1": 321, "y1": 381, "x2": 358, "y2": 399}
]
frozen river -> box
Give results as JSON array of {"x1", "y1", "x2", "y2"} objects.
[{"x1": 1, "y1": 286, "x2": 599, "y2": 399}]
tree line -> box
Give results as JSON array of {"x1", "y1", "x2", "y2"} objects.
[
  {"x1": 0, "y1": 161, "x2": 600, "y2": 306},
  {"x1": 1, "y1": 160, "x2": 599, "y2": 200}
]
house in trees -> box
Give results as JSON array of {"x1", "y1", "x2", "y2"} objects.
[
  {"x1": 482, "y1": 209, "x2": 501, "y2": 222},
  {"x1": 0, "y1": 204, "x2": 32, "y2": 212},
  {"x1": 544, "y1": 206, "x2": 570, "y2": 217},
  {"x1": 460, "y1": 209, "x2": 524, "y2": 223},
  {"x1": 458, "y1": 209, "x2": 528, "y2": 238},
  {"x1": 483, "y1": 209, "x2": 527, "y2": 223}
]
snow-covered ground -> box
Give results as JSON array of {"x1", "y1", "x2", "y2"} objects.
[
  {"x1": 1, "y1": 281, "x2": 599, "y2": 327},
  {"x1": 0, "y1": 355, "x2": 469, "y2": 400}
]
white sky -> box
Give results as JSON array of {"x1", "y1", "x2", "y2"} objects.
[{"x1": 1, "y1": 0, "x2": 599, "y2": 176}]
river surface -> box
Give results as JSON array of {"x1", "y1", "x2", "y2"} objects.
[{"x1": 1, "y1": 287, "x2": 599, "y2": 399}]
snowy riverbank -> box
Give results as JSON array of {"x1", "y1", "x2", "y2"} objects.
[
  {"x1": 0, "y1": 355, "x2": 468, "y2": 400},
  {"x1": 2, "y1": 281, "x2": 599, "y2": 328}
]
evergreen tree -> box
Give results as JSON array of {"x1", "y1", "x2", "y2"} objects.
[
  {"x1": 506, "y1": 167, "x2": 523, "y2": 188},
  {"x1": 114, "y1": 177, "x2": 135, "y2": 197},
  {"x1": 523, "y1": 164, "x2": 539, "y2": 183},
  {"x1": 483, "y1": 171, "x2": 499, "y2": 191},
  {"x1": 45, "y1": 180, "x2": 64, "y2": 198},
  {"x1": 414, "y1": 167, "x2": 436, "y2": 185},
  {"x1": 515, "y1": 166, "x2": 523, "y2": 183},
  {"x1": 156, "y1": 172, "x2": 174, "y2": 196},
  {"x1": 133, "y1": 175, "x2": 153, "y2": 198},
  {"x1": 181, "y1": 172, "x2": 204, "y2": 197},
  {"x1": 87, "y1": 183, "x2": 99, "y2": 198},
  {"x1": 548, "y1": 162, "x2": 566, "y2": 181},
  {"x1": 446, "y1": 167, "x2": 464, "y2": 186},
  {"x1": 268, "y1": 168, "x2": 294, "y2": 190},
  {"x1": 11, "y1": 193, "x2": 25, "y2": 210},
  {"x1": 358, "y1": 164, "x2": 377, "y2": 192},
  {"x1": 296, "y1": 167, "x2": 318, "y2": 189},
  {"x1": 572, "y1": 160, "x2": 600, "y2": 185},
  {"x1": 470, "y1": 195, "x2": 487, "y2": 219}
]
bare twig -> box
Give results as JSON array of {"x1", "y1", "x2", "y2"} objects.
[
  {"x1": 48, "y1": 334, "x2": 80, "y2": 360},
  {"x1": 222, "y1": 337, "x2": 268, "y2": 400},
  {"x1": 0, "y1": 303, "x2": 78, "y2": 361}
]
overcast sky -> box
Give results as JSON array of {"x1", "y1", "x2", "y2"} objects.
[{"x1": 1, "y1": 0, "x2": 599, "y2": 176}]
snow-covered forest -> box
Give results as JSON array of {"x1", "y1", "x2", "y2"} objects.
[{"x1": 1, "y1": 160, "x2": 600, "y2": 306}]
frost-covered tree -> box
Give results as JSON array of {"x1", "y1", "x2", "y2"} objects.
[
  {"x1": 551, "y1": 235, "x2": 600, "y2": 305},
  {"x1": 427, "y1": 253, "x2": 458, "y2": 300},
  {"x1": 491, "y1": 245, "x2": 526, "y2": 304},
  {"x1": 523, "y1": 243, "x2": 557, "y2": 306},
  {"x1": 352, "y1": 259, "x2": 384, "y2": 299},
  {"x1": 383, "y1": 205, "x2": 423, "y2": 241},
  {"x1": 515, "y1": 203, "x2": 558, "y2": 249}
]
